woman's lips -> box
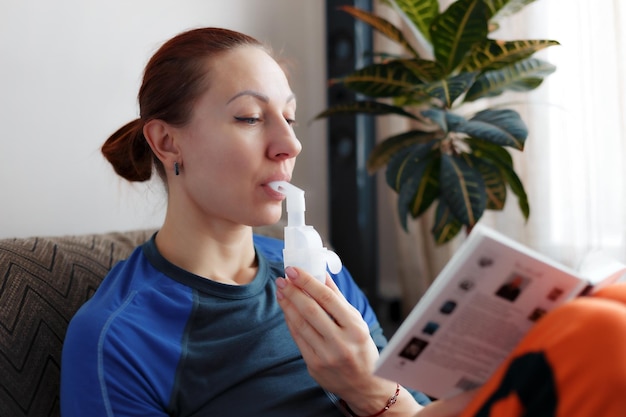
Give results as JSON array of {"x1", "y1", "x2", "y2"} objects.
[{"x1": 263, "y1": 183, "x2": 287, "y2": 200}]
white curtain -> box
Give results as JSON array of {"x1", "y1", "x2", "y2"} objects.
[
  {"x1": 375, "y1": 0, "x2": 626, "y2": 313},
  {"x1": 520, "y1": 0, "x2": 626, "y2": 267}
]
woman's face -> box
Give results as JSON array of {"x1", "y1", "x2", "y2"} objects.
[{"x1": 172, "y1": 46, "x2": 302, "y2": 228}]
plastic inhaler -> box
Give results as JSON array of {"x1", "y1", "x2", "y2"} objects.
[{"x1": 268, "y1": 181, "x2": 342, "y2": 282}]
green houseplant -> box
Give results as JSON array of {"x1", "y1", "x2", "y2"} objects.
[{"x1": 316, "y1": 0, "x2": 559, "y2": 244}]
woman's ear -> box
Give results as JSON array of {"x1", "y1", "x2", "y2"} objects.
[{"x1": 143, "y1": 119, "x2": 180, "y2": 168}]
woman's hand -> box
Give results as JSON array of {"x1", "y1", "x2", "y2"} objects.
[
  {"x1": 414, "y1": 389, "x2": 479, "y2": 417},
  {"x1": 275, "y1": 266, "x2": 422, "y2": 415}
]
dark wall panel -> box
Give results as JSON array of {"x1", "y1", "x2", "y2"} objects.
[{"x1": 325, "y1": 0, "x2": 379, "y2": 308}]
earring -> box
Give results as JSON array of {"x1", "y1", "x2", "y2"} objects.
[{"x1": 174, "y1": 162, "x2": 180, "y2": 176}]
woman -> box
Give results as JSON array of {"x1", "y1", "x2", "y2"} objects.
[
  {"x1": 60, "y1": 27, "x2": 431, "y2": 417},
  {"x1": 62, "y1": 26, "x2": 626, "y2": 417}
]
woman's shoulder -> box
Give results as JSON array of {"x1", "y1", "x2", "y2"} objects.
[
  {"x1": 71, "y1": 243, "x2": 191, "y2": 325},
  {"x1": 253, "y1": 233, "x2": 284, "y2": 263}
]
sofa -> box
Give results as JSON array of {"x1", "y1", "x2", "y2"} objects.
[
  {"x1": 0, "y1": 229, "x2": 156, "y2": 416},
  {"x1": 0, "y1": 226, "x2": 283, "y2": 417}
]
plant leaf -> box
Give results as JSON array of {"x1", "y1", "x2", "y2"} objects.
[
  {"x1": 432, "y1": 201, "x2": 463, "y2": 243},
  {"x1": 484, "y1": 0, "x2": 540, "y2": 30},
  {"x1": 445, "y1": 111, "x2": 469, "y2": 131},
  {"x1": 465, "y1": 57, "x2": 557, "y2": 101},
  {"x1": 368, "y1": 131, "x2": 441, "y2": 172},
  {"x1": 421, "y1": 108, "x2": 469, "y2": 132},
  {"x1": 399, "y1": 58, "x2": 446, "y2": 83},
  {"x1": 386, "y1": 141, "x2": 438, "y2": 191},
  {"x1": 467, "y1": 139, "x2": 529, "y2": 219},
  {"x1": 390, "y1": 148, "x2": 440, "y2": 230},
  {"x1": 421, "y1": 108, "x2": 448, "y2": 131},
  {"x1": 466, "y1": 154, "x2": 507, "y2": 210},
  {"x1": 430, "y1": 0, "x2": 489, "y2": 73},
  {"x1": 466, "y1": 138, "x2": 513, "y2": 167},
  {"x1": 418, "y1": 72, "x2": 479, "y2": 107},
  {"x1": 460, "y1": 39, "x2": 560, "y2": 72},
  {"x1": 389, "y1": 0, "x2": 439, "y2": 44},
  {"x1": 439, "y1": 154, "x2": 486, "y2": 226},
  {"x1": 314, "y1": 100, "x2": 423, "y2": 123},
  {"x1": 331, "y1": 60, "x2": 426, "y2": 98},
  {"x1": 339, "y1": 5, "x2": 419, "y2": 57},
  {"x1": 498, "y1": 163, "x2": 530, "y2": 219},
  {"x1": 458, "y1": 109, "x2": 528, "y2": 150},
  {"x1": 409, "y1": 157, "x2": 441, "y2": 218}
]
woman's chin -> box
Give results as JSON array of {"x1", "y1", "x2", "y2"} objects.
[{"x1": 248, "y1": 208, "x2": 284, "y2": 228}]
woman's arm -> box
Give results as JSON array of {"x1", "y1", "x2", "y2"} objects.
[{"x1": 275, "y1": 266, "x2": 423, "y2": 416}]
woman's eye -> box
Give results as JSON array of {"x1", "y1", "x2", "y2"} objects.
[
  {"x1": 285, "y1": 118, "x2": 297, "y2": 127},
  {"x1": 234, "y1": 116, "x2": 260, "y2": 125}
]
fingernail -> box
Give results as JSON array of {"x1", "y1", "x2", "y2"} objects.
[
  {"x1": 275, "y1": 277, "x2": 287, "y2": 289},
  {"x1": 285, "y1": 267, "x2": 298, "y2": 280}
]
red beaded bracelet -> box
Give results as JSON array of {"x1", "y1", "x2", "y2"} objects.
[{"x1": 339, "y1": 383, "x2": 400, "y2": 417}]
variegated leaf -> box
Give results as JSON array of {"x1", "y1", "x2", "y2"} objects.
[
  {"x1": 498, "y1": 162, "x2": 530, "y2": 219},
  {"x1": 389, "y1": 0, "x2": 439, "y2": 43},
  {"x1": 409, "y1": 157, "x2": 440, "y2": 218},
  {"x1": 484, "y1": 0, "x2": 540, "y2": 30},
  {"x1": 314, "y1": 100, "x2": 422, "y2": 123},
  {"x1": 439, "y1": 154, "x2": 486, "y2": 226},
  {"x1": 368, "y1": 131, "x2": 441, "y2": 172},
  {"x1": 418, "y1": 72, "x2": 478, "y2": 107},
  {"x1": 466, "y1": 138, "x2": 514, "y2": 167},
  {"x1": 339, "y1": 5, "x2": 419, "y2": 57},
  {"x1": 398, "y1": 58, "x2": 445, "y2": 83},
  {"x1": 392, "y1": 150, "x2": 440, "y2": 230},
  {"x1": 331, "y1": 60, "x2": 425, "y2": 98},
  {"x1": 386, "y1": 142, "x2": 438, "y2": 191},
  {"x1": 460, "y1": 39, "x2": 560, "y2": 72},
  {"x1": 421, "y1": 108, "x2": 448, "y2": 131},
  {"x1": 432, "y1": 201, "x2": 464, "y2": 243},
  {"x1": 467, "y1": 139, "x2": 529, "y2": 219},
  {"x1": 465, "y1": 154, "x2": 507, "y2": 210},
  {"x1": 459, "y1": 109, "x2": 528, "y2": 150},
  {"x1": 465, "y1": 58, "x2": 557, "y2": 101},
  {"x1": 430, "y1": 0, "x2": 489, "y2": 73}
]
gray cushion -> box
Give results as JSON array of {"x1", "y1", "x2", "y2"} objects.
[{"x1": 0, "y1": 230, "x2": 154, "y2": 417}]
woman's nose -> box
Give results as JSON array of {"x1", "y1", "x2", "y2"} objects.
[{"x1": 268, "y1": 121, "x2": 302, "y2": 160}]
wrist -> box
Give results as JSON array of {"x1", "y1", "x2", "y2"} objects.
[{"x1": 340, "y1": 382, "x2": 401, "y2": 417}]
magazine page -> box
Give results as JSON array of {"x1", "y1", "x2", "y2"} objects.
[
  {"x1": 576, "y1": 250, "x2": 626, "y2": 293},
  {"x1": 374, "y1": 224, "x2": 589, "y2": 400}
]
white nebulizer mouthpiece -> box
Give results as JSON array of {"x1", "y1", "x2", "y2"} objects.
[{"x1": 268, "y1": 181, "x2": 342, "y2": 282}]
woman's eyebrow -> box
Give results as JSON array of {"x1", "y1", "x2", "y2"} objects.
[
  {"x1": 228, "y1": 90, "x2": 269, "y2": 104},
  {"x1": 227, "y1": 90, "x2": 296, "y2": 104}
]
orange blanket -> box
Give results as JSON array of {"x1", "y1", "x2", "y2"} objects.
[{"x1": 460, "y1": 283, "x2": 626, "y2": 416}]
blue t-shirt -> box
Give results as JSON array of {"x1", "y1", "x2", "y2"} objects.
[{"x1": 61, "y1": 234, "x2": 429, "y2": 416}]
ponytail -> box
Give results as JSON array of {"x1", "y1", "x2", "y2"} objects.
[{"x1": 101, "y1": 119, "x2": 155, "y2": 182}]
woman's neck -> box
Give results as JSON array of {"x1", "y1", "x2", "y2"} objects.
[{"x1": 154, "y1": 215, "x2": 258, "y2": 286}]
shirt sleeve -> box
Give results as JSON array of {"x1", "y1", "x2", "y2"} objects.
[
  {"x1": 61, "y1": 292, "x2": 174, "y2": 417},
  {"x1": 61, "y1": 252, "x2": 191, "y2": 417}
]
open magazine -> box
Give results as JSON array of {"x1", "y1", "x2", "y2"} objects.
[{"x1": 374, "y1": 223, "x2": 626, "y2": 400}]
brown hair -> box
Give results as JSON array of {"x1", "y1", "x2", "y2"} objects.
[{"x1": 101, "y1": 27, "x2": 265, "y2": 182}]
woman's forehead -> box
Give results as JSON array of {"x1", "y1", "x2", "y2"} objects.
[{"x1": 205, "y1": 47, "x2": 295, "y2": 104}]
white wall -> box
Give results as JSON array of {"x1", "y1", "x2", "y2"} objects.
[{"x1": 0, "y1": 0, "x2": 328, "y2": 239}]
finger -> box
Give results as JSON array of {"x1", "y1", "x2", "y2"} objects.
[
  {"x1": 286, "y1": 267, "x2": 362, "y2": 330},
  {"x1": 323, "y1": 272, "x2": 343, "y2": 296},
  {"x1": 281, "y1": 300, "x2": 321, "y2": 356},
  {"x1": 284, "y1": 267, "x2": 349, "y2": 323},
  {"x1": 276, "y1": 276, "x2": 332, "y2": 343}
]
